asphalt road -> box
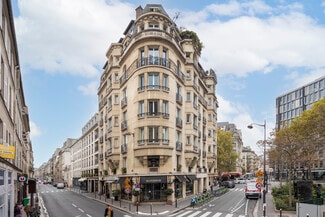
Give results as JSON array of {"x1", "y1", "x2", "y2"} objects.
[
  {"x1": 38, "y1": 183, "x2": 258, "y2": 217},
  {"x1": 169, "y1": 183, "x2": 258, "y2": 217},
  {"x1": 38, "y1": 183, "x2": 131, "y2": 217}
]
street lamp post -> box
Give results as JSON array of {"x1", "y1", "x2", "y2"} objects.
[{"x1": 248, "y1": 120, "x2": 266, "y2": 217}]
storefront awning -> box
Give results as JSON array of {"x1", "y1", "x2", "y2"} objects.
[
  {"x1": 118, "y1": 177, "x2": 126, "y2": 185},
  {"x1": 106, "y1": 176, "x2": 118, "y2": 183},
  {"x1": 186, "y1": 175, "x2": 197, "y2": 182},
  {"x1": 175, "y1": 175, "x2": 187, "y2": 182},
  {"x1": 78, "y1": 178, "x2": 87, "y2": 182},
  {"x1": 140, "y1": 176, "x2": 167, "y2": 184}
]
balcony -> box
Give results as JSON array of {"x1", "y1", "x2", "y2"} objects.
[
  {"x1": 137, "y1": 57, "x2": 171, "y2": 68},
  {"x1": 121, "y1": 144, "x2": 127, "y2": 154},
  {"x1": 121, "y1": 121, "x2": 127, "y2": 131},
  {"x1": 176, "y1": 117, "x2": 182, "y2": 128},
  {"x1": 121, "y1": 97, "x2": 127, "y2": 108},
  {"x1": 176, "y1": 141, "x2": 182, "y2": 151},
  {"x1": 176, "y1": 93, "x2": 183, "y2": 105}
]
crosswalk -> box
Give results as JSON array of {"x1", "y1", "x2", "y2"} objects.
[
  {"x1": 168, "y1": 210, "x2": 246, "y2": 217},
  {"x1": 40, "y1": 189, "x2": 69, "y2": 193}
]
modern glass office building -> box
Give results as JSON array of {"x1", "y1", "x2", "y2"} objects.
[{"x1": 275, "y1": 76, "x2": 325, "y2": 131}]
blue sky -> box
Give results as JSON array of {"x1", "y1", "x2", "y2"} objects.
[{"x1": 12, "y1": 0, "x2": 325, "y2": 167}]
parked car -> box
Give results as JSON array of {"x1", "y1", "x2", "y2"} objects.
[
  {"x1": 245, "y1": 182, "x2": 261, "y2": 199},
  {"x1": 223, "y1": 180, "x2": 235, "y2": 188},
  {"x1": 235, "y1": 178, "x2": 247, "y2": 184},
  {"x1": 57, "y1": 183, "x2": 65, "y2": 189}
]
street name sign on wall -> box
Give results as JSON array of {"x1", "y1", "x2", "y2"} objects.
[{"x1": 0, "y1": 144, "x2": 15, "y2": 159}]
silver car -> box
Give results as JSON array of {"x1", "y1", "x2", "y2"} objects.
[{"x1": 57, "y1": 183, "x2": 65, "y2": 189}]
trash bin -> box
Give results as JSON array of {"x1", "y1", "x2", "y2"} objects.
[{"x1": 22, "y1": 198, "x2": 30, "y2": 207}]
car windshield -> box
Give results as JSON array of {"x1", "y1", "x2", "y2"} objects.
[{"x1": 246, "y1": 183, "x2": 258, "y2": 190}]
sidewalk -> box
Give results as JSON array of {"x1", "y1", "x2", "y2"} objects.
[
  {"x1": 77, "y1": 189, "x2": 191, "y2": 217},
  {"x1": 255, "y1": 182, "x2": 296, "y2": 217}
]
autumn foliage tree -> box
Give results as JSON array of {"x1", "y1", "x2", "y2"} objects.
[
  {"x1": 272, "y1": 96, "x2": 325, "y2": 206},
  {"x1": 217, "y1": 128, "x2": 239, "y2": 173}
]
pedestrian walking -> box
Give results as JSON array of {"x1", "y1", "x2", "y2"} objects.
[
  {"x1": 24, "y1": 204, "x2": 31, "y2": 217},
  {"x1": 104, "y1": 204, "x2": 114, "y2": 217},
  {"x1": 14, "y1": 202, "x2": 23, "y2": 217}
]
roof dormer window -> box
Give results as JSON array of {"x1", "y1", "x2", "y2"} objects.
[
  {"x1": 149, "y1": 7, "x2": 160, "y2": 12},
  {"x1": 148, "y1": 23, "x2": 159, "y2": 29}
]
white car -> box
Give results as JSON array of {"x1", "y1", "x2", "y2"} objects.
[
  {"x1": 245, "y1": 182, "x2": 261, "y2": 199},
  {"x1": 235, "y1": 178, "x2": 247, "y2": 184},
  {"x1": 57, "y1": 183, "x2": 65, "y2": 189}
]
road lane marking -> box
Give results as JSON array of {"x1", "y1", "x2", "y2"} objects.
[
  {"x1": 225, "y1": 214, "x2": 233, "y2": 217},
  {"x1": 245, "y1": 199, "x2": 249, "y2": 215},
  {"x1": 211, "y1": 213, "x2": 222, "y2": 217},
  {"x1": 170, "y1": 210, "x2": 192, "y2": 216},
  {"x1": 200, "y1": 211, "x2": 211, "y2": 217},
  {"x1": 78, "y1": 208, "x2": 84, "y2": 212},
  {"x1": 187, "y1": 211, "x2": 201, "y2": 217},
  {"x1": 72, "y1": 204, "x2": 77, "y2": 207}
]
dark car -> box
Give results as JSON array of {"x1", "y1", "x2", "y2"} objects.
[{"x1": 223, "y1": 180, "x2": 235, "y2": 188}]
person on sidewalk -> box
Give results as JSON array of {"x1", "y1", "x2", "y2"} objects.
[
  {"x1": 24, "y1": 204, "x2": 31, "y2": 217},
  {"x1": 104, "y1": 204, "x2": 114, "y2": 217},
  {"x1": 14, "y1": 203, "x2": 23, "y2": 217}
]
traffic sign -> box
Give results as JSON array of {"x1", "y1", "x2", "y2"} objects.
[
  {"x1": 18, "y1": 175, "x2": 27, "y2": 182},
  {"x1": 256, "y1": 182, "x2": 263, "y2": 189},
  {"x1": 256, "y1": 177, "x2": 263, "y2": 183},
  {"x1": 124, "y1": 188, "x2": 131, "y2": 194}
]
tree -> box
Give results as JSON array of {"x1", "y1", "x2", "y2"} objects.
[
  {"x1": 217, "y1": 128, "x2": 239, "y2": 173},
  {"x1": 272, "y1": 96, "x2": 325, "y2": 206},
  {"x1": 292, "y1": 96, "x2": 325, "y2": 178},
  {"x1": 179, "y1": 30, "x2": 204, "y2": 55},
  {"x1": 274, "y1": 126, "x2": 300, "y2": 207}
]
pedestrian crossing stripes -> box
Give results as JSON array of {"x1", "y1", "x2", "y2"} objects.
[
  {"x1": 168, "y1": 210, "x2": 246, "y2": 217},
  {"x1": 40, "y1": 190, "x2": 69, "y2": 193}
]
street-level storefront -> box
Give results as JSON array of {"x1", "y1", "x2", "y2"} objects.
[
  {"x1": 139, "y1": 176, "x2": 167, "y2": 202},
  {"x1": 77, "y1": 178, "x2": 87, "y2": 191},
  {"x1": 105, "y1": 174, "x2": 198, "y2": 203}
]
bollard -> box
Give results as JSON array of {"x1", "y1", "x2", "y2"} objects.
[
  {"x1": 150, "y1": 203, "x2": 153, "y2": 215},
  {"x1": 280, "y1": 208, "x2": 282, "y2": 217},
  {"x1": 129, "y1": 203, "x2": 131, "y2": 211},
  {"x1": 136, "y1": 202, "x2": 139, "y2": 213},
  {"x1": 120, "y1": 200, "x2": 122, "y2": 207},
  {"x1": 306, "y1": 214, "x2": 309, "y2": 217},
  {"x1": 175, "y1": 199, "x2": 177, "y2": 208}
]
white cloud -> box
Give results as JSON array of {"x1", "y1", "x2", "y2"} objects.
[
  {"x1": 177, "y1": 3, "x2": 325, "y2": 77},
  {"x1": 206, "y1": 1, "x2": 242, "y2": 17},
  {"x1": 15, "y1": 0, "x2": 135, "y2": 77},
  {"x1": 292, "y1": 68, "x2": 325, "y2": 87},
  {"x1": 206, "y1": 0, "x2": 273, "y2": 17},
  {"x1": 30, "y1": 121, "x2": 42, "y2": 139},
  {"x1": 78, "y1": 81, "x2": 98, "y2": 96}
]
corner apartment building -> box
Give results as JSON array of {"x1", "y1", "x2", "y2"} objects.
[
  {"x1": 97, "y1": 4, "x2": 218, "y2": 203},
  {"x1": 0, "y1": 0, "x2": 33, "y2": 216},
  {"x1": 275, "y1": 75, "x2": 325, "y2": 178}
]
